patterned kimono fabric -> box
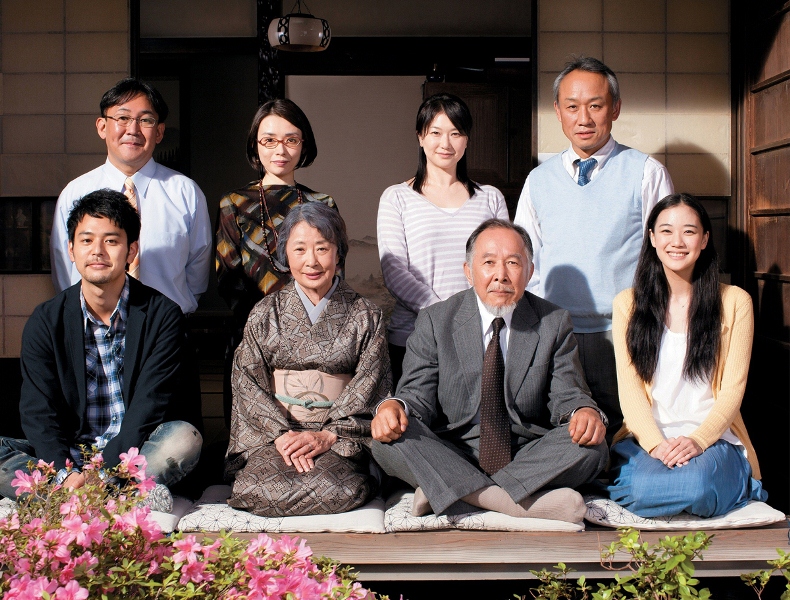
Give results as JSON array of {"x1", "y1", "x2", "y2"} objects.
[{"x1": 225, "y1": 281, "x2": 391, "y2": 517}]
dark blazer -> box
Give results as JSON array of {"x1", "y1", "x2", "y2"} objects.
[
  {"x1": 397, "y1": 288, "x2": 600, "y2": 447},
  {"x1": 19, "y1": 277, "x2": 185, "y2": 470}
]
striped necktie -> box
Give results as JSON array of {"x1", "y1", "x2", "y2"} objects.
[
  {"x1": 123, "y1": 177, "x2": 140, "y2": 279},
  {"x1": 576, "y1": 157, "x2": 597, "y2": 186}
]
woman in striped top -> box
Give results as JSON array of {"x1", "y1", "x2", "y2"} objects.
[{"x1": 377, "y1": 93, "x2": 509, "y2": 385}]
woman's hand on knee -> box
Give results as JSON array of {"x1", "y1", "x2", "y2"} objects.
[
  {"x1": 662, "y1": 436, "x2": 703, "y2": 468},
  {"x1": 276, "y1": 430, "x2": 337, "y2": 472}
]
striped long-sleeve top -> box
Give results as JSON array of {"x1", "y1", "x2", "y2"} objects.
[{"x1": 377, "y1": 182, "x2": 509, "y2": 346}]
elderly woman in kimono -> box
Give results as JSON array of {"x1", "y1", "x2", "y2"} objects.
[{"x1": 225, "y1": 202, "x2": 391, "y2": 516}]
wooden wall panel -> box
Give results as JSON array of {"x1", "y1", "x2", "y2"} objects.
[
  {"x1": 737, "y1": 0, "x2": 790, "y2": 513},
  {"x1": 754, "y1": 217, "x2": 790, "y2": 274},
  {"x1": 755, "y1": 279, "x2": 790, "y2": 342},
  {"x1": 756, "y1": 9, "x2": 790, "y2": 83},
  {"x1": 751, "y1": 80, "x2": 790, "y2": 147},
  {"x1": 751, "y1": 146, "x2": 790, "y2": 210}
]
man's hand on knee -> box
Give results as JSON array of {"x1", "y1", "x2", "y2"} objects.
[
  {"x1": 62, "y1": 471, "x2": 86, "y2": 490},
  {"x1": 568, "y1": 407, "x2": 605, "y2": 446},
  {"x1": 372, "y1": 400, "x2": 409, "y2": 443}
]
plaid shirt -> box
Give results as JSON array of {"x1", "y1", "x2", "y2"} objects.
[{"x1": 72, "y1": 277, "x2": 130, "y2": 464}]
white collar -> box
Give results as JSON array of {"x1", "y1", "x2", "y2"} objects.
[
  {"x1": 295, "y1": 277, "x2": 340, "y2": 324},
  {"x1": 563, "y1": 135, "x2": 616, "y2": 170}
]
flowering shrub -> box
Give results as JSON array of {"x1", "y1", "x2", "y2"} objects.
[{"x1": 0, "y1": 450, "x2": 381, "y2": 599}]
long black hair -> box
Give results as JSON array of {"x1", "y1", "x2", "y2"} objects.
[
  {"x1": 411, "y1": 93, "x2": 480, "y2": 198},
  {"x1": 626, "y1": 193, "x2": 721, "y2": 384}
]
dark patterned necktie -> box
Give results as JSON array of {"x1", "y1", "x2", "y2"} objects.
[
  {"x1": 479, "y1": 317, "x2": 510, "y2": 474},
  {"x1": 576, "y1": 157, "x2": 597, "y2": 186}
]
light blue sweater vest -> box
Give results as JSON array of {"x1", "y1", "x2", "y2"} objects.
[{"x1": 528, "y1": 143, "x2": 647, "y2": 332}]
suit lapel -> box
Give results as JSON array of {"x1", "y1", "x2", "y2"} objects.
[
  {"x1": 64, "y1": 286, "x2": 87, "y2": 413},
  {"x1": 505, "y1": 295, "x2": 541, "y2": 402},
  {"x1": 123, "y1": 283, "x2": 146, "y2": 406},
  {"x1": 452, "y1": 289, "x2": 484, "y2": 407}
]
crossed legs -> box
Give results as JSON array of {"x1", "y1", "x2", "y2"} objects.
[{"x1": 372, "y1": 418, "x2": 607, "y2": 522}]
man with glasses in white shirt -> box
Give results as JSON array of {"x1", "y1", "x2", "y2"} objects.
[{"x1": 51, "y1": 78, "x2": 211, "y2": 317}]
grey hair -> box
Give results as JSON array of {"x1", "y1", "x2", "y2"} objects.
[
  {"x1": 553, "y1": 56, "x2": 620, "y2": 105},
  {"x1": 275, "y1": 202, "x2": 348, "y2": 271},
  {"x1": 465, "y1": 219, "x2": 533, "y2": 266}
]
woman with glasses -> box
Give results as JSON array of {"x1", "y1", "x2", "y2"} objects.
[
  {"x1": 216, "y1": 99, "x2": 337, "y2": 424},
  {"x1": 377, "y1": 93, "x2": 509, "y2": 385}
]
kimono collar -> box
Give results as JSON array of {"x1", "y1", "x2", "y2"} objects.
[{"x1": 295, "y1": 277, "x2": 340, "y2": 324}]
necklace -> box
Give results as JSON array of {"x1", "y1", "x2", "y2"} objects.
[{"x1": 259, "y1": 180, "x2": 303, "y2": 274}]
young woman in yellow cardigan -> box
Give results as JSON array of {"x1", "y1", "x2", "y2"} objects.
[{"x1": 607, "y1": 193, "x2": 767, "y2": 517}]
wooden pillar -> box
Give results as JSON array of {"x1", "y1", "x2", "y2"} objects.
[{"x1": 257, "y1": 0, "x2": 285, "y2": 103}]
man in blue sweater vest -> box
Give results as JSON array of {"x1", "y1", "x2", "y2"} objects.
[{"x1": 514, "y1": 56, "x2": 674, "y2": 440}]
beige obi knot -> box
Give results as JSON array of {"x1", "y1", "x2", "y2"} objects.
[{"x1": 272, "y1": 369, "x2": 351, "y2": 423}]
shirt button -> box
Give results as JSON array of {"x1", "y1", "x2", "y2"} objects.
[{"x1": 112, "y1": 417, "x2": 118, "y2": 422}]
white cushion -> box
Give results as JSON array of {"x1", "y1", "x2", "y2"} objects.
[
  {"x1": 584, "y1": 495, "x2": 786, "y2": 530},
  {"x1": 384, "y1": 490, "x2": 584, "y2": 532},
  {"x1": 177, "y1": 485, "x2": 386, "y2": 533},
  {"x1": 149, "y1": 495, "x2": 195, "y2": 533}
]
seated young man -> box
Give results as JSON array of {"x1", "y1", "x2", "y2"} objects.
[{"x1": 0, "y1": 189, "x2": 202, "y2": 511}]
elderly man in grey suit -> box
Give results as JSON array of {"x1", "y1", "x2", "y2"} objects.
[{"x1": 372, "y1": 219, "x2": 608, "y2": 523}]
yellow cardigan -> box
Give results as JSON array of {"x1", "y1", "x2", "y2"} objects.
[{"x1": 612, "y1": 283, "x2": 760, "y2": 480}]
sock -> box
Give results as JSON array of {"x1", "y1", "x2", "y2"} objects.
[
  {"x1": 462, "y1": 485, "x2": 529, "y2": 518},
  {"x1": 411, "y1": 487, "x2": 433, "y2": 516},
  {"x1": 518, "y1": 488, "x2": 587, "y2": 523}
]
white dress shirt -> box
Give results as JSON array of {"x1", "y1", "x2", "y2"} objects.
[
  {"x1": 51, "y1": 158, "x2": 212, "y2": 314},
  {"x1": 514, "y1": 136, "x2": 674, "y2": 296}
]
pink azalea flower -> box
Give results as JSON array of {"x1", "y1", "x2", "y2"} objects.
[
  {"x1": 245, "y1": 533, "x2": 274, "y2": 557},
  {"x1": 112, "y1": 507, "x2": 163, "y2": 542},
  {"x1": 179, "y1": 559, "x2": 215, "y2": 585},
  {"x1": 54, "y1": 580, "x2": 89, "y2": 600},
  {"x1": 11, "y1": 469, "x2": 46, "y2": 496},
  {"x1": 173, "y1": 535, "x2": 202, "y2": 564},
  {"x1": 118, "y1": 447, "x2": 147, "y2": 479}
]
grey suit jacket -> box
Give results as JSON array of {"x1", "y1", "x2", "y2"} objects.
[{"x1": 396, "y1": 288, "x2": 600, "y2": 447}]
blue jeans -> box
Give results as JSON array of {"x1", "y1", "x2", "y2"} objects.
[
  {"x1": 607, "y1": 437, "x2": 767, "y2": 518},
  {"x1": 0, "y1": 420, "x2": 202, "y2": 499}
]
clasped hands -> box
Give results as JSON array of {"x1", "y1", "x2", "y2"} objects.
[
  {"x1": 650, "y1": 435, "x2": 703, "y2": 468},
  {"x1": 372, "y1": 401, "x2": 605, "y2": 446},
  {"x1": 274, "y1": 429, "x2": 337, "y2": 473}
]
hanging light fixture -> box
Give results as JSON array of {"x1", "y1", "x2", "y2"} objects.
[{"x1": 268, "y1": 0, "x2": 331, "y2": 53}]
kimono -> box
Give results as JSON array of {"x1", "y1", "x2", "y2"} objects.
[{"x1": 225, "y1": 280, "x2": 391, "y2": 516}]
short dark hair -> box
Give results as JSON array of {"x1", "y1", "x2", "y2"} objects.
[
  {"x1": 100, "y1": 78, "x2": 169, "y2": 123},
  {"x1": 465, "y1": 219, "x2": 533, "y2": 265},
  {"x1": 276, "y1": 202, "x2": 348, "y2": 271},
  {"x1": 412, "y1": 93, "x2": 480, "y2": 198},
  {"x1": 246, "y1": 98, "x2": 318, "y2": 175},
  {"x1": 67, "y1": 189, "x2": 141, "y2": 245},
  {"x1": 553, "y1": 56, "x2": 620, "y2": 105}
]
